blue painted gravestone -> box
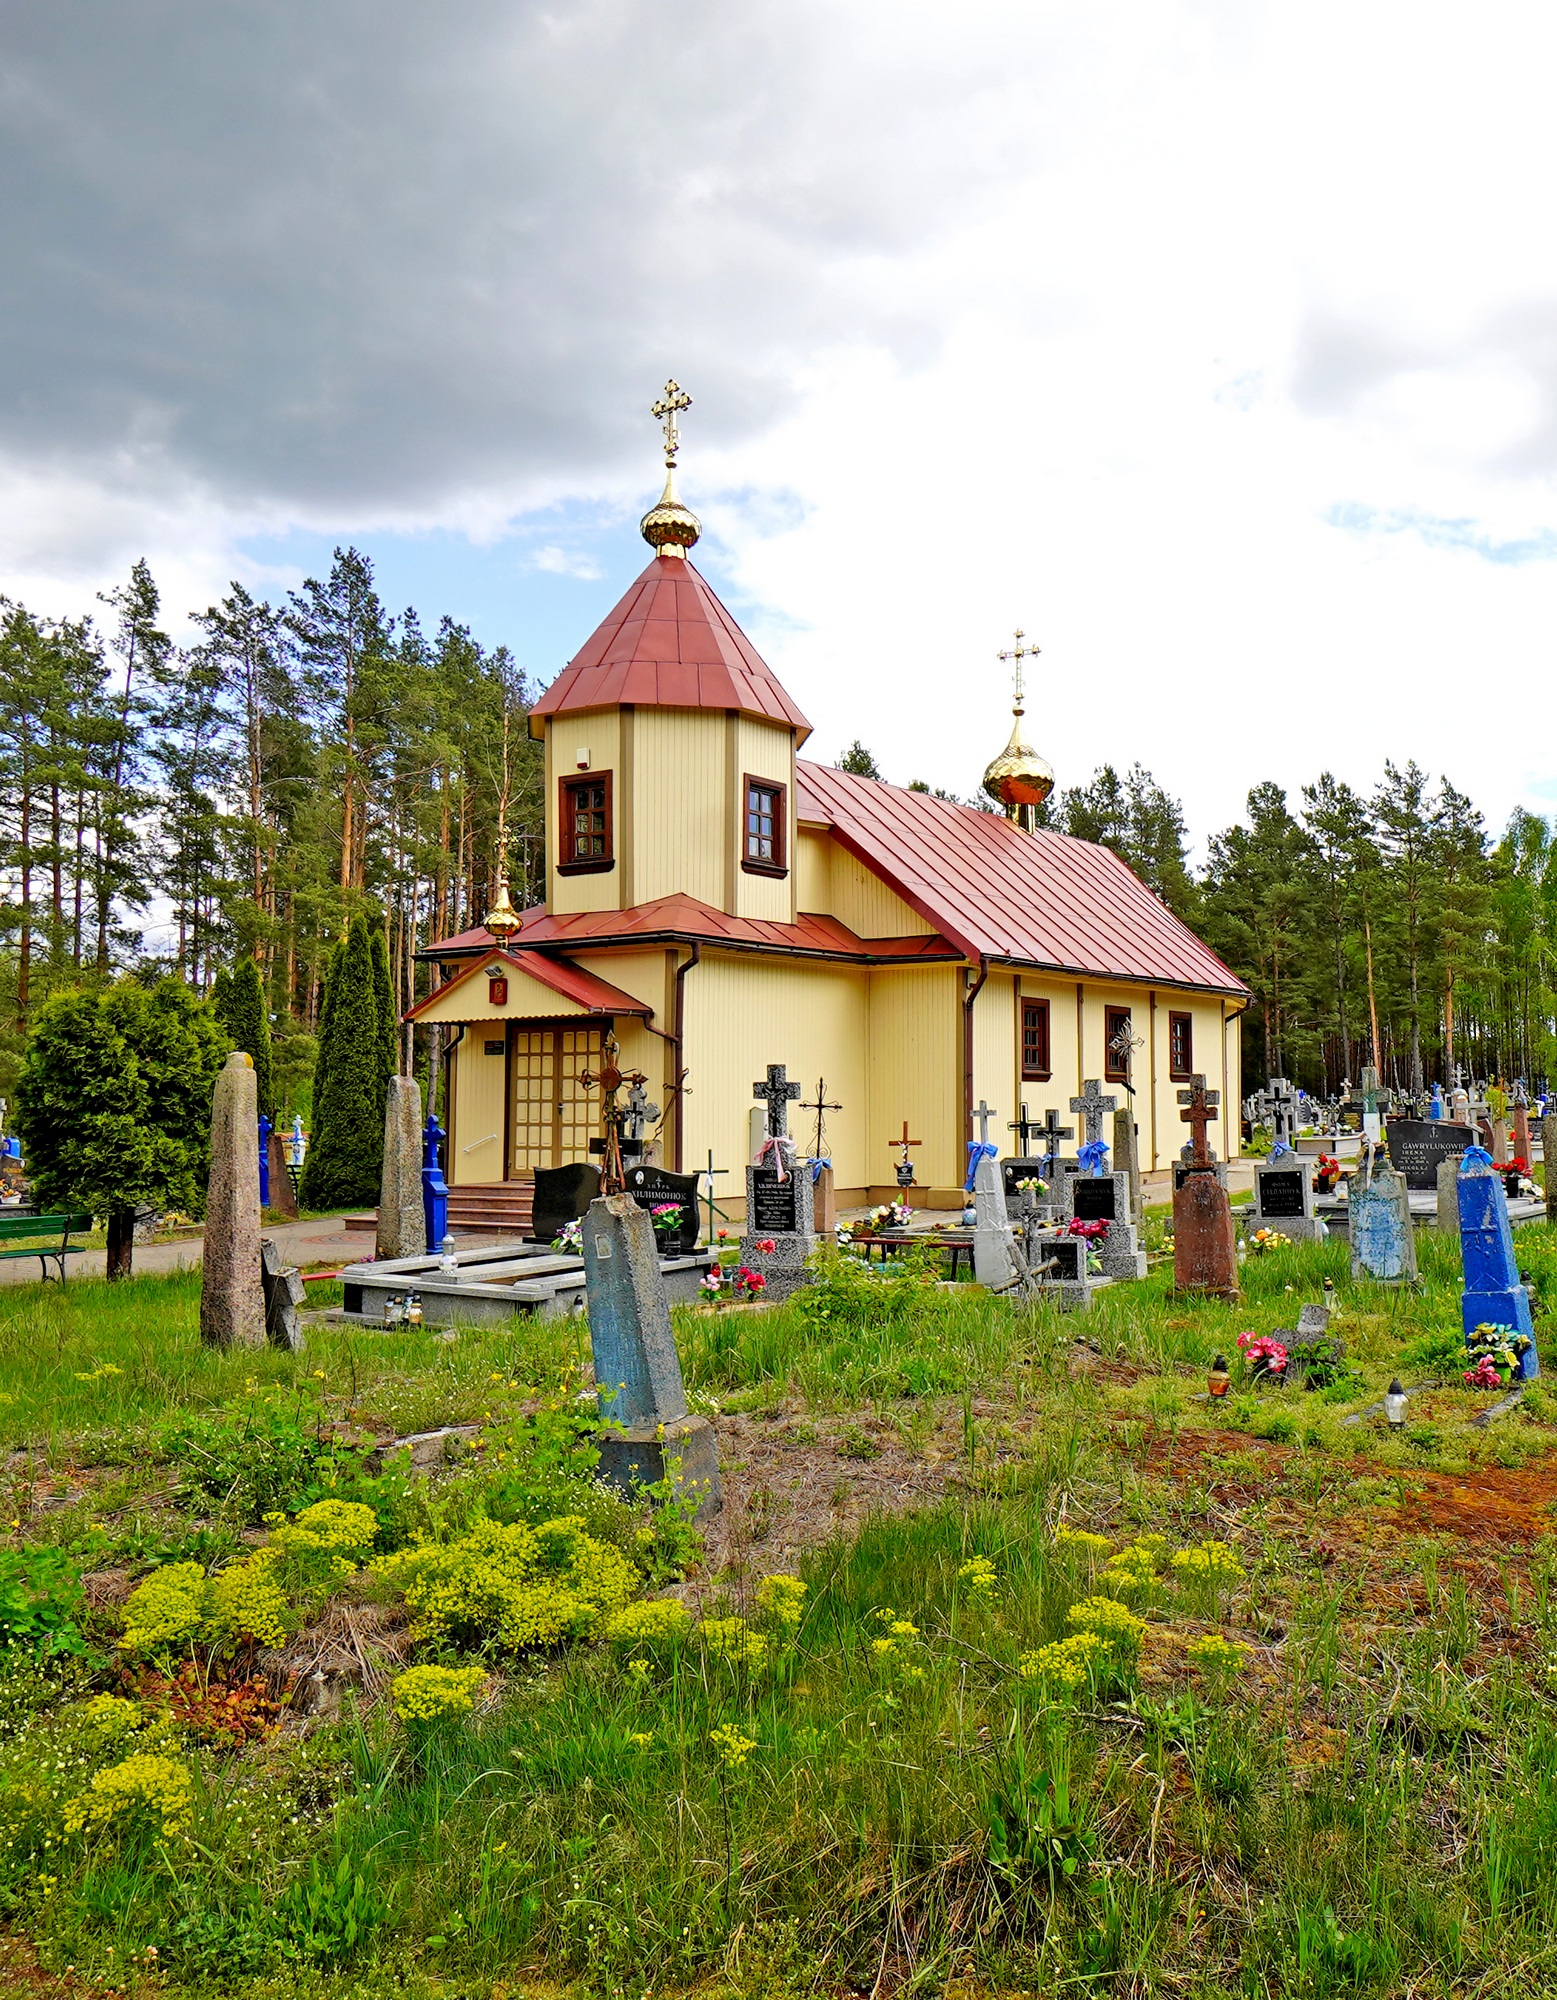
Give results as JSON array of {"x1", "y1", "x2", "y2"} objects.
[
  {"x1": 421, "y1": 1111, "x2": 449, "y2": 1251},
  {"x1": 581, "y1": 1192, "x2": 722, "y2": 1514},
  {"x1": 1349, "y1": 1161, "x2": 1417, "y2": 1282},
  {"x1": 258, "y1": 1113, "x2": 272, "y2": 1208},
  {"x1": 1458, "y1": 1151, "x2": 1538, "y2": 1376}
]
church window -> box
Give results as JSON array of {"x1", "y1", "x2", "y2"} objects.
[
  {"x1": 742, "y1": 776, "x2": 786, "y2": 875},
  {"x1": 1104, "y1": 1006, "x2": 1132, "y2": 1082},
  {"x1": 1169, "y1": 1010, "x2": 1194, "y2": 1080},
  {"x1": 558, "y1": 774, "x2": 613, "y2": 873},
  {"x1": 1020, "y1": 998, "x2": 1051, "y2": 1080}
]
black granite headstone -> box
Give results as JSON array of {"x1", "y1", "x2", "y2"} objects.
[
  {"x1": 1073, "y1": 1178, "x2": 1117, "y2": 1222},
  {"x1": 1002, "y1": 1157, "x2": 1068, "y2": 1197},
  {"x1": 623, "y1": 1164, "x2": 702, "y2": 1255},
  {"x1": 1033, "y1": 1236, "x2": 1084, "y2": 1281},
  {"x1": 1385, "y1": 1119, "x2": 1476, "y2": 1192},
  {"x1": 749, "y1": 1166, "x2": 801, "y2": 1236},
  {"x1": 530, "y1": 1163, "x2": 602, "y2": 1244},
  {"x1": 1258, "y1": 1168, "x2": 1307, "y2": 1218}
]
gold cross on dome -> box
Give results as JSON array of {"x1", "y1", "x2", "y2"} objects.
[
  {"x1": 651, "y1": 380, "x2": 693, "y2": 466},
  {"x1": 997, "y1": 628, "x2": 1041, "y2": 711}
]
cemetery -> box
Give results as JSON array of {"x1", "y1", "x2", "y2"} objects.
[{"x1": 3, "y1": 411, "x2": 1557, "y2": 2000}]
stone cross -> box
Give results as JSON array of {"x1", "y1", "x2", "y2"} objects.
[
  {"x1": 799, "y1": 1078, "x2": 842, "y2": 1160},
  {"x1": 1070, "y1": 1079, "x2": 1118, "y2": 1148},
  {"x1": 1267, "y1": 1075, "x2": 1300, "y2": 1149},
  {"x1": 200, "y1": 1053, "x2": 266, "y2": 1350},
  {"x1": 753, "y1": 1063, "x2": 801, "y2": 1138},
  {"x1": 1177, "y1": 1074, "x2": 1220, "y2": 1170},
  {"x1": 622, "y1": 1082, "x2": 660, "y2": 1142},
  {"x1": 378, "y1": 1076, "x2": 427, "y2": 1260},
  {"x1": 973, "y1": 1099, "x2": 998, "y2": 1146}
]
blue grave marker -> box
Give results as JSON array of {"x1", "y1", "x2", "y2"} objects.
[
  {"x1": 1458, "y1": 1149, "x2": 1537, "y2": 1376},
  {"x1": 421, "y1": 1111, "x2": 449, "y2": 1251},
  {"x1": 1349, "y1": 1161, "x2": 1416, "y2": 1281},
  {"x1": 257, "y1": 1113, "x2": 271, "y2": 1208}
]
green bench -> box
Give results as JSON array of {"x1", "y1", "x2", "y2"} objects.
[{"x1": 0, "y1": 1211, "x2": 94, "y2": 1281}]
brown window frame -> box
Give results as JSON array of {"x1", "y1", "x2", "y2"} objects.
[
  {"x1": 1020, "y1": 997, "x2": 1051, "y2": 1081},
  {"x1": 1168, "y1": 1010, "x2": 1194, "y2": 1081},
  {"x1": 1104, "y1": 1005, "x2": 1133, "y2": 1083},
  {"x1": 741, "y1": 773, "x2": 788, "y2": 877},
  {"x1": 557, "y1": 771, "x2": 614, "y2": 875}
]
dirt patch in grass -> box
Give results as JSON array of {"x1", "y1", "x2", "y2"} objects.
[{"x1": 1392, "y1": 1457, "x2": 1557, "y2": 1546}]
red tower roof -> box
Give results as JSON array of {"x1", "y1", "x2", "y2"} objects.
[{"x1": 527, "y1": 551, "x2": 811, "y2": 740}]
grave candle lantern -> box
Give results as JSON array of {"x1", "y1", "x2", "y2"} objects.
[
  {"x1": 1385, "y1": 1377, "x2": 1407, "y2": 1428},
  {"x1": 1208, "y1": 1354, "x2": 1230, "y2": 1400}
]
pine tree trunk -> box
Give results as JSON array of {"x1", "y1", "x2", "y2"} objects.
[{"x1": 105, "y1": 1208, "x2": 135, "y2": 1281}]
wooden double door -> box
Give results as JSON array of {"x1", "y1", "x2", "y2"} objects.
[{"x1": 508, "y1": 1023, "x2": 605, "y2": 1173}]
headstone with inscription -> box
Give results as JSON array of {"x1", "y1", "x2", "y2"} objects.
[
  {"x1": 582, "y1": 1192, "x2": 722, "y2": 1514},
  {"x1": 1249, "y1": 1157, "x2": 1327, "y2": 1241},
  {"x1": 1058, "y1": 1166, "x2": 1146, "y2": 1279},
  {"x1": 1349, "y1": 1161, "x2": 1417, "y2": 1282},
  {"x1": 623, "y1": 1162, "x2": 701, "y2": 1255},
  {"x1": 1386, "y1": 1119, "x2": 1477, "y2": 1193},
  {"x1": 740, "y1": 1063, "x2": 817, "y2": 1299},
  {"x1": 531, "y1": 1162, "x2": 602, "y2": 1244}
]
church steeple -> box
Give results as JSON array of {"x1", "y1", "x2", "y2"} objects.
[
  {"x1": 981, "y1": 629, "x2": 1054, "y2": 834},
  {"x1": 638, "y1": 379, "x2": 702, "y2": 557}
]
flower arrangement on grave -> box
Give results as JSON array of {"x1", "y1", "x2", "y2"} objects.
[
  {"x1": 1312, "y1": 1155, "x2": 1341, "y2": 1193},
  {"x1": 1015, "y1": 1175, "x2": 1048, "y2": 1196},
  {"x1": 1462, "y1": 1322, "x2": 1533, "y2": 1388},
  {"x1": 863, "y1": 1202, "x2": 913, "y2": 1234},
  {"x1": 1247, "y1": 1227, "x2": 1293, "y2": 1254},
  {"x1": 1066, "y1": 1218, "x2": 1108, "y2": 1241},
  {"x1": 649, "y1": 1201, "x2": 685, "y2": 1240},
  {"x1": 699, "y1": 1260, "x2": 769, "y2": 1303},
  {"x1": 1495, "y1": 1157, "x2": 1535, "y2": 1198},
  {"x1": 1235, "y1": 1327, "x2": 1288, "y2": 1381},
  {"x1": 551, "y1": 1218, "x2": 583, "y2": 1254}
]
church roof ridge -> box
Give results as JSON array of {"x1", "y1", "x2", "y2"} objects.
[
  {"x1": 527, "y1": 552, "x2": 812, "y2": 741},
  {"x1": 795, "y1": 761, "x2": 1249, "y2": 997}
]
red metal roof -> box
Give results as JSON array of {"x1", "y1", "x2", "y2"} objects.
[
  {"x1": 402, "y1": 947, "x2": 651, "y2": 1023},
  {"x1": 796, "y1": 763, "x2": 1249, "y2": 995},
  {"x1": 527, "y1": 552, "x2": 812, "y2": 740},
  {"x1": 422, "y1": 894, "x2": 960, "y2": 965}
]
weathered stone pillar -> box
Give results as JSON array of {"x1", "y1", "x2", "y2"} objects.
[
  {"x1": 200, "y1": 1053, "x2": 266, "y2": 1349},
  {"x1": 377, "y1": 1076, "x2": 427, "y2": 1260},
  {"x1": 1543, "y1": 1113, "x2": 1557, "y2": 1227}
]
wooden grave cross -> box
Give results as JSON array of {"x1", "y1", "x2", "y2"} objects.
[
  {"x1": 1070, "y1": 1078, "x2": 1118, "y2": 1148},
  {"x1": 893, "y1": 1120, "x2": 923, "y2": 1187},
  {"x1": 1177, "y1": 1072, "x2": 1221, "y2": 1170},
  {"x1": 700, "y1": 1148, "x2": 730, "y2": 1244}
]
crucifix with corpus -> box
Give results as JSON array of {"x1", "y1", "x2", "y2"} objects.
[
  {"x1": 580, "y1": 1032, "x2": 649, "y2": 1194},
  {"x1": 892, "y1": 1121, "x2": 923, "y2": 1188},
  {"x1": 1177, "y1": 1073, "x2": 1221, "y2": 1172}
]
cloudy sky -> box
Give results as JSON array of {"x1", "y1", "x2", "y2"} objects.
[{"x1": 3, "y1": 0, "x2": 1555, "y2": 851}]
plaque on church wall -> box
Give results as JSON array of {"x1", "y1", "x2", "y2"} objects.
[
  {"x1": 1256, "y1": 1168, "x2": 1307, "y2": 1218},
  {"x1": 749, "y1": 1167, "x2": 801, "y2": 1235},
  {"x1": 624, "y1": 1165, "x2": 702, "y2": 1255},
  {"x1": 1072, "y1": 1178, "x2": 1117, "y2": 1222},
  {"x1": 1385, "y1": 1120, "x2": 1476, "y2": 1192}
]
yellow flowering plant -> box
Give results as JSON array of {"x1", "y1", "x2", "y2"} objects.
[
  {"x1": 755, "y1": 1574, "x2": 807, "y2": 1629},
  {"x1": 63, "y1": 1752, "x2": 193, "y2": 1842},
  {"x1": 602, "y1": 1599, "x2": 694, "y2": 1651},
  {"x1": 699, "y1": 1616, "x2": 768, "y2": 1668},
  {"x1": 379, "y1": 1515, "x2": 637, "y2": 1654},
  {"x1": 1172, "y1": 1541, "x2": 1246, "y2": 1612},
  {"x1": 391, "y1": 1664, "x2": 487, "y2": 1724}
]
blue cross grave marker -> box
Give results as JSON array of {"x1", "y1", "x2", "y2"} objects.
[
  {"x1": 422, "y1": 1110, "x2": 450, "y2": 1252},
  {"x1": 1458, "y1": 1150, "x2": 1538, "y2": 1376}
]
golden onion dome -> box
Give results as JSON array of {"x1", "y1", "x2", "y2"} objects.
[
  {"x1": 482, "y1": 877, "x2": 523, "y2": 939},
  {"x1": 639, "y1": 465, "x2": 702, "y2": 556},
  {"x1": 982, "y1": 713, "x2": 1055, "y2": 812}
]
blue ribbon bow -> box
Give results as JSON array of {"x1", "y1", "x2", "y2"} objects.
[
  {"x1": 1077, "y1": 1139, "x2": 1110, "y2": 1177},
  {"x1": 810, "y1": 1156, "x2": 832, "y2": 1185},
  {"x1": 964, "y1": 1140, "x2": 998, "y2": 1193},
  {"x1": 1462, "y1": 1144, "x2": 1494, "y2": 1170}
]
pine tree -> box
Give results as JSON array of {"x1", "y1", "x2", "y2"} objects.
[
  {"x1": 299, "y1": 915, "x2": 382, "y2": 1210},
  {"x1": 217, "y1": 958, "x2": 275, "y2": 1121},
  {"x1": 836, "y1": 741, "x2": 884, "y2": 779},
  {"x1": 14, "y1": 979, "x2": 230, "y2": 1278}
]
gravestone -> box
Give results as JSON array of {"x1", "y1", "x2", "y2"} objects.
[
  {"x1": 1058, "y1": 1167, "x2": 1146, "y2": 1279},
  {"x1": 1545, "y1": 1111, "x2": 1557, "y2": 1226},
  {"x1": 1458, "y1": 1155, "x2": 1538, "y2": 1374},
  {"x1": 377, "y1": 1076, "x2": 427, "y2": 1260},
  {"x1": 741, "y1": 1063, "x2": 816, "y2": 1299},
  {"x1": 1436, "y1": 1156, "x2": 1461, "y2": 1233},
  {"x1": 812, "y1": 1162, "x2": 837, "y2": 1238},
  {"x1": 531, "y1": 1162, "x2": 602, "y2": 1244},
  {"x1": 1174, "y1": 1156, "x2": 1227, "y2": 1191},
  {"x1": 1514, "y1": 1086, "x2": 1532, "y2": 1162},
  {"x1": 1070, "y1": 1079, "x2": 1118, "y2": 1149},
  {"x1": 1451, "y1": 1084, "x2": 1472, "y2": 1126},
  {"x1": 422, "y1": 1111, "x2": 449, "y2": 1250},
  {"x1": 200, "y1": 1052, "x2": 266, "y2": 1349},
  {"x1": 623, "y1": 1162, "x2": 701, "y2": 1255},
  {"x1": 1112, "y1": 1105, "x2": 1143, "y2": 1227},
  {"x1": 620, "y1": 1081, "x2": 659, "y2": 1163},
  {"x1": 1250, "y1": 1157, "x2": 1327, "y2": 1241},
  {"x1": 1281, "y1": 1302, "x2": 1338, "y2": 1387},
  {"x1": 1349, "y1": 1162, "x2": 1417, "y2": 1282},
  {"x1": 1020, "y1": 1228, "x2": 1103, "y2": 1312},
  {"x1": 1265, "y1": 1075, "x2": 1300, "y2": 1150},
  {"x1": 971, "y1": 1152, "x2": 1019, "y2": 1291},
  {"x1": 266, "y1": 1127, "x2": 298, "y2": 1220},
  {"x1": 1172, "y1": 1174, "x2": 1240, "y2": 1299},
  {"x1": 581, "y1": 1192, "x2": 722, "y2": 1513},
  {"x1": 260, "y1": 1237, "x2": 306, "y2": 1352},
  {"x1": 1386, "y1": 1119, "x2": 1477, "y2": 1192},
  {"x1": 1002, "y1": 1157, "x2": 1067, "y2": 1218}
]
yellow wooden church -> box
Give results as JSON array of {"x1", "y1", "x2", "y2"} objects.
[{"x1": 409, "y1": 391, "x2": 1247, "y2": 1222}]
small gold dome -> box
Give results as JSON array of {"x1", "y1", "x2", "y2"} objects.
[
  {"x1": 482, "y1": 878, "x2": 523, "y2": 939},
  {"x1": 982, "y1": 714, "x2": 1055, "y2": 813},
  {"x1": 640, "y1": 467, "x2": 701, "y2": 556}
]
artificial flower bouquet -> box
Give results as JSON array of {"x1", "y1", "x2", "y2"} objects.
[
  {"x1": 1463, "y1": 1322, "x2": 1533, "y2": 1388},
  {"x1": 1236, "y1": 1326, "x2": 1288, "y2": 1383}
]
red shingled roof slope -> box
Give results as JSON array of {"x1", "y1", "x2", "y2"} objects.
[
  {"x1": 422, "y1": 894, "x2": 960, "y2": 964},
  {"x1": 527, "y1": 552, "x2": 812, "y2": 740},
  {"x1": 796, "y1": 762, "x2": 1248, "y2": 995}
]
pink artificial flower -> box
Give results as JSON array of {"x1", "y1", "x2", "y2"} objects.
[{"x1": 757, "y1": 1238, "x2": 776, "y2": 1254}]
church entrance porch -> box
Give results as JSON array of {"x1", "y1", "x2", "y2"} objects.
[{"x1": 508, "y1": 1022, "x2": 606, "y2": 1173}]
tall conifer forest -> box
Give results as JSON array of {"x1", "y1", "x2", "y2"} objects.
[{"x1": 0, "y1": 549, "x2": 1553, "y2": 1107}]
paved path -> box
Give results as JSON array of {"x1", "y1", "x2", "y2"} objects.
[{"x1": 0, "y1": 1215, "x2": 509, "y2": 1287}]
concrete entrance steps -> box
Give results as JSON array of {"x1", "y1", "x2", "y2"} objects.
[{"x1": 447, "y1": 1179, "x2": 535, "y2": 1238}]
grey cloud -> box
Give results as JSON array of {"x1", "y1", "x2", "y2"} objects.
[{"x1": 0, "y1": 0, "x2": 1047, "y2": 516}]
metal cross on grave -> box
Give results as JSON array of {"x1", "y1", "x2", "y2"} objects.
[
  {"x1": 580, "y1": 1032, "x2": 649, "y2": 1193},
  {"x1": 1177, "y1": 1073, "x2": 1221, "y2": 1170},
  {"x1": 622, "y1": 1081, "x2": 660, "y2": 1143},
  {"x1": 753, "y1": 1063, "x2": 801, "y2": 1139},
  {"x1": 799, "y1": 1078, "x2": 843, "y2": 1161},
  {"x1": 973, "y1": 1099, "x2": 999, "y2": 1147},
  {"x1": 1070, "y1": 1079, "x2": 1118, "y2": 1148},
  {"x1": 1007, "y1": 1103, "x2": 1040, "y2": 1153},
  {"x1": 1107, "y1": 1018, "x2": 1145, "y2": 1096},
  {"x1": 700, "y1": 1148, "x2": 729, "y2": 1244},
  {"x1": 1039, "y1": 1108, "x2": 1074, "y2": 1173},
  {"x1": 894, "y1": 1120, "x2": 923, "y2": 1186}
]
